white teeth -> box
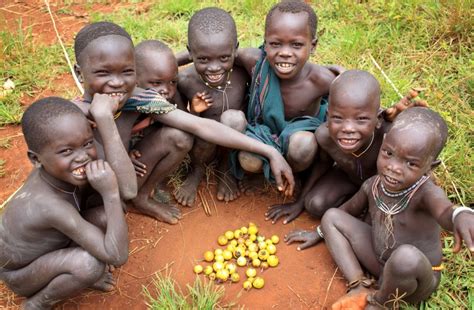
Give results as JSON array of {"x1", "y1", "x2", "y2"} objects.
[
  {"x1": 276, "y1": 63, "x2": 294, "y2": 68},
  {"x1": 72, "y1": 167, "x2": 86, "y2": 177},
  {"x1": 207, "y1": 74, "x2": 223, "y2": 81}
]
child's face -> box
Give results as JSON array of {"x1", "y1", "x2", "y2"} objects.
[
  {"x1": 36, "y1": 114, "x2": 97, "y2": 187},
  {"x1": 77, "y1": 35, "x2": 136, "y2": 108},
  {"x1": 327, "y1": 94, "x2": 379, "y2": 154},
  {"x1": 137, "y1": 51, "x2": 178, "y2": 101},
  {"x1": 189, "y1": 31, "x2": 236, "y2": 87},
  {"x1": 264, "y1": 11, "x2": 316, "y2": 80},
  {"x1": 377, "y1": 128, "x2": 434, "y2": 192}
]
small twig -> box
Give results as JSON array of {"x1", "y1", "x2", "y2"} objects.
[
  {"x1": 44, "y1": 0, "x2": 84, "y2": 94},
  {"x1": 322, "y1": 267, "x2": 339, "y2": 308},
  {"x1": 206, "y1": 186, "x2": 218, "y2": 216},
  {"x1": 368, "y1": 53, "x2": 403, "y2": 99},
  {"x1": 287, "y1": 284, "x2": 311, "y2": 308},
  {"x1": 152, "y1": 235, "x2": 163, "y2": 248},
  {"x1": 441, "y1": 161, "x2": 466, "y2": 206}
]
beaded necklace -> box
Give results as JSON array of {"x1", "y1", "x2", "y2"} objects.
[
  {"x1": 199, "y1": 69, "x2": 232, "y2": 114},
  {"x1": 372, "y1": 174, "x2": 429, "y2": 259},
  {"x1": 40, "y1": 171, "x2": 81, "y2": 211}
]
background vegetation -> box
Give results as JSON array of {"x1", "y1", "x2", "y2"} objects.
[{"x1": 1, "y1": 1, "x2": 472, "y2": 308}]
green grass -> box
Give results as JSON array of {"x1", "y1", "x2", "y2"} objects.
[
  {"x1": 144, "y1": 273, "x2": 228, "y2": 309},
  {"x1": 1, "y1": 1, "x2": 472, "y2": 308}
]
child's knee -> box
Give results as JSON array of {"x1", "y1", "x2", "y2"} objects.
[
  {"x1": 220, "y1": 109, "x2": 247, "y2": 131},
  {"x1": 287, "y1": 132, "x2": 317, "y2": 169},
  {"x1": 388, "y1": 244, "x2": 427, "y2": 276},
  {"x1": 305, "y1": 194, "x2": 327, "y2": 218},
  {"x1": 238, "y1": 151, "x2": 263, "y2": 173},
  {"x1": 74, "y1": 250, "x2": 106, "y2": 284},
  {"x1": 165, "y1": 128, "x2": 194, "y2": 153}
]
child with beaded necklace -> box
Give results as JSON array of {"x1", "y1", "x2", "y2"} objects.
[{"x1": 311, "y1": 107, "x2": 474, "y2": 309}]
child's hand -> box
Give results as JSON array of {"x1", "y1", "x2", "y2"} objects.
[
  {"x1": 89, "y1": 93, "x2": 120, "y2": 120},
  {"x1": 453, "y1": 211, "x2": 474, "y2": 253},
  {"x1": 265, "y1": 201, "x2": 304, "y2": 224},
  {"x1": 129, "y1": 149, "x2": 147, "y2": 177},
  {"x1": 383, "y1": 89, "x2": 428, "y2": 122},
  {"x1": 86, "y1": 159, "x2": 119, "y2": 196},
  {"x1": 191, "y1": 91, "x2": 213, "y2": 113},
  {"x1": 268, "y1": 151, "x2": 295, "y2": 197},
  {"x1": 285, "y1": 229, "x2": 322, "y2": 251}
]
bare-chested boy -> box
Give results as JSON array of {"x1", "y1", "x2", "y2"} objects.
[
  {"x1": 0, "y1": 98, "x2": 128, "y2": 309},
  {"x1": 267, "y1": 70, "x2": 386, "y2": 228},
  {"x1": 230, "y1": 1, "x2": 340, "y2": 180},
  {"x1": 175, "y1": 7, "x2": 251, "y2": 206},
  {"x1": 302, "y1": 107, "x2": 473, "y2": 309},
  {"x1": 73, "y1": 22, "x2": 294, "y2": 224}
]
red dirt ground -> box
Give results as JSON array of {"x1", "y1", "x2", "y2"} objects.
[{"x1": 0, "y1": 1, "x2": 346, "y2": 309}]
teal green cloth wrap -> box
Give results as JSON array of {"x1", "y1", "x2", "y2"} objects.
[{"x1": 231, "y1": 47, "x2": 327, "y2": 181}]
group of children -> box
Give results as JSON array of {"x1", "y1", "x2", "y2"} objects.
[{"x1": 0, "y1": 1, "x2": 472, "y2": 309}]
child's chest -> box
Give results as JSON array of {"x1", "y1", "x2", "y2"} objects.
[{"x1": 280, "y1": 83, "x2": 325, "y2": 119}]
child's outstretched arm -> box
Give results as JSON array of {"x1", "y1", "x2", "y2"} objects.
[
  {"x1": 90, "y1": 94, "x2": 137, "y2": 200},
  {"x1": 50, "y1": 160, "x2": 128, "y2": 266},
  {"x1": 155, "y1": 109, "x2": 295, "y2": 196}
]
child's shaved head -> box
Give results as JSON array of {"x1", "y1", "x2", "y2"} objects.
[
  {"x1": 135, "y1": 40, "x2": 174, "y2": 70},
  {"x1": 22, "y1": 97, "x2": 86, "y2": 152},
  {"x1": 74, "y1": 21, "x2": 132, "y2": 64},
  {"x1": 265, "y1": 1, "x2": 318, "y2": 40},
  {"x1": 188, "y1": 7, "x2": 237, "y2": 48},
  {"x1": 392, "y1": 107, "x2": 448, "y2": 159},
  {"x1": 330, "y1": 70, "x2": 381, "y2": 111}
]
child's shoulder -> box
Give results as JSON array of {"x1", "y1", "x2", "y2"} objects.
[{"x1": 306, "y1": 63, "x2": 340, "y2": 88}]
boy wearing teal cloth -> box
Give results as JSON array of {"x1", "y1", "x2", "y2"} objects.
[{"x1": 230, "y1": 1, "x2": 340, "y2": 180}]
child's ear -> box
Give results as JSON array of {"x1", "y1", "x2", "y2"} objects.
[
  {"x1": 311, "y1": 37, "x2": 318, "y2": 53},
  {"x1": 431, "y1": 159, "x2": 442, "y2": 170},
  {"x1": 27, "y1": 150, "x2": 41, "y2": 168},
  {"x1": 74, "y1": 64, "x2": 83, "y2": 83}
]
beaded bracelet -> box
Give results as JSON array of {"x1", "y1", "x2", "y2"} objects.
[
  {"x1": 452, "y1": 206, "x2": 474, "y2": 223},
  {"x1": 316, "y1": 225, "x2": 324, "y2": 239}
]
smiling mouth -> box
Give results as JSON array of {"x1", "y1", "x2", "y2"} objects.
[
  {"x1": 275, "y1": 63, "x2": 295, "y2": 73},
  {"x1": 383, "y1": 175, "x2": 399, "y2": 186},
  {"x1": 106, "y1": 92, "x2": 126, "y2": 101},
  {"x1": 72, "y1": 166, "x2": 87, "y2": 179},
  {"x1": 205, "y1": 73, "x2": 224, "y2": 84},
  {"x1": 338, "y1": 138, "x2": 360, "y2": 148}
]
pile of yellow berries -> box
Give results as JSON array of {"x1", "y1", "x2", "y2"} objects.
[{"x1": 193, "y1": 222, "x2": 280, "y2": 290}]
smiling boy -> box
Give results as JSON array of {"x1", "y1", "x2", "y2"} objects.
[
  {"x1": 0, "y1": 98, "x2": 128, "y2": 309},
  {"x1": 175, "y1": 7, "x2": 251, "y2": 207},
  {"x1": 320, "y1": 107, "x2": 474, "y2": 309},
  {"x1": 267, "y1": 70, "x2": 387, "y2": 228},
  {"x1": 73, "y1": 22, "x2": 294, "y2": 224},
  {"x1": 230, "y1": 1, "x2": 340, "y2": 182}
]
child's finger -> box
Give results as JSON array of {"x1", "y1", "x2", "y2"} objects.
[
  {"x1": 274, "y1": 172, "x2": 284, "y2": 192},
  {"x1": 460, "y1": 228, "x2": 474, "y2": 253},
  {"x1": 453, "y1": 229, "x2": 461, "y2": 253}
]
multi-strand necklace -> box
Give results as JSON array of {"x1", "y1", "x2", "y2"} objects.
[
  {"x1": 200, "y1": 69, "x2": 232, "y2": 114},
  {"x1": 372, "y1": 174, "x2": 429, "y2": 259},
  {"x1": 351, "y1": 133, "x2": 375, "y2": 179},
  {"x1": 40, "y1": 171, "x2": 81, "y2": 211}
]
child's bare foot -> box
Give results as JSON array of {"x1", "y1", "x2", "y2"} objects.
[
  {"x1": 91, "y1": 269, "x2": 116, "y2": 292},
  {"x1": 174, "y1": 166, "x2": 204, "y2": 207},
  {"x1": 132, "y1": 195, "x2": 181, "y2": 224},
  {"x1": 331, "y1": 287, "x2": 372, "y2": 310},
  {"x1": 216, "y1": 170, "x2": 240, "y2": 202}
]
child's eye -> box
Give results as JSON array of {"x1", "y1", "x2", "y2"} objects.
[
  {"x1": 269, "y1": 42, "x2": 280, "y2": 48},
  {"x1": 170, "y1": 80, "x2": 178, "y2": 85},
  {"x1": 407, "y1": 161, "x2": 418, "y2": 168},
  {"x1": 94, "y1": 70, "x2": 109, "y2": 77},
  {"x1": 197, "y1": 57, "x2": 208, "y2": 63},
  {"x1": 357, "y1": 116, "x2": 369, "y2": 121},
  {"x1": 220, "y1": 56, "x2": 230, "y2": 62},
  {"x1": 84, "y1": 140, "x2": 94, "y2": 148},
  {"x1": 59, "y1": 149, "x2": 73, "y2": 155},
  {"x1": 382, "y1": 149, "x2": 392, "y2": 156},
  {"x1": 292, "y1": 42, "x2": 303, "y2": 48},
  {"x1": 151, "y1": 81, "x2": 163, "y2": 86}
]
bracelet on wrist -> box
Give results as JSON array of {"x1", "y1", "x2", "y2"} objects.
[
  {"x1": 316, "y1": 225, "x2": 324, "y2": 239},
  {"x1": 452, "y1": 206, "x2": 474, "y2": 223}
]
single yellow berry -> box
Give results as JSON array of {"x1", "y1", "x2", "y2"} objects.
[
  {"x1": 267, "y1": 255, "x2": 279, "y2": 267},
  {"x1": 271, "y1": 235, "x2": 280, "y2": 244},
  {"x1": 204, "y1": 251, "x2": 214, "y2": 262},
  {"x1": 224, "y1": 230, "x2": 234, "y2": 240},
  {"x1": 246, "y1": 267, "x2": 257, "y2": 278},
  {"x1": 193, "y1": 265, "x2": 203, "y2": 274},
  {"x1": 252, "y1": 277, "x2": 264, "y2": 289},
  {"x1": 243, "y1": 280, "x2": 252, "y2": 290},
  {"x1": 237, "y1": 256, "x2": 247, "y2": 267},
  {"x1": 267, "y1": 244, "x2": 277, "y2": 254},
  {"x1": 217, "y1": 235, "x2": 228, "y2": 246}
]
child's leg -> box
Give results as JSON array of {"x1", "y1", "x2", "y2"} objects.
[
  {"x1": 133, "y1": 126, "x2": 193, "y2": 224},
  {"x1": 286, "y1": 131, "x2": 318, "y2": 172},
  {"x1": 304, "y1": 168, "x2": 358, "y2": 218},
  {"x1": 1, "y1": 247, "x2": 108, "y2": 309},
  {"x1": 368, "y1": 245, "x2": 439, "y2": 308},
  {"x1": 322, "y1": 208, "x2": 383, "y2": 310}
]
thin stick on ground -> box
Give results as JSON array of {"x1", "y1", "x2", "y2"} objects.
[
  {"x1": 322, "y1": 267, "x2": 339, "y2": 308},
  {"x1": 287, "y1": 284, "x2": 311, "y2": 308},
  {"x1": 198, "y1": 190, "x2": 211, "y2": 216},
  {"x1": 43, "y1": 0, "x2": 84, "y2": 94}
]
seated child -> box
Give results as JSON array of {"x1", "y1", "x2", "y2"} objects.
[
  {"x1": 73, "y1": 21, "x2": 295, "y2": 224},
  {"x1": 0, "y1": 97, "x2": 128, "y2": 309},
  {"x1": 176, "y1": 7, "x2": 251, "y2": 206},
  {"x1": 267, "y1": 70, "x2": 386, "y2": 227},
  {"x1": 302, "y1": 107, "x2": 473, "y2": 309},
  {"x1": 230, "y1": 1, "x2": 341, "y2": 180}
]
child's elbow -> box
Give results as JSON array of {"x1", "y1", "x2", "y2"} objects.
[{"x1": 112, "y1": 254, "x2": 128, "y2": 267}]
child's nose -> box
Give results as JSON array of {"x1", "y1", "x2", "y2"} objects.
[
  {"x1": 341, "y1": 120, "x2": 355, "y2": 133},
  {"x1": 387, "y1": 159, "x2": 402, "y2": 174},
  {"x1": 109, "y1": 75, "x2": 125, "y2": 87},
  {"x1": 75, "y1": 149, "x2": 90, "y2": 163}
]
